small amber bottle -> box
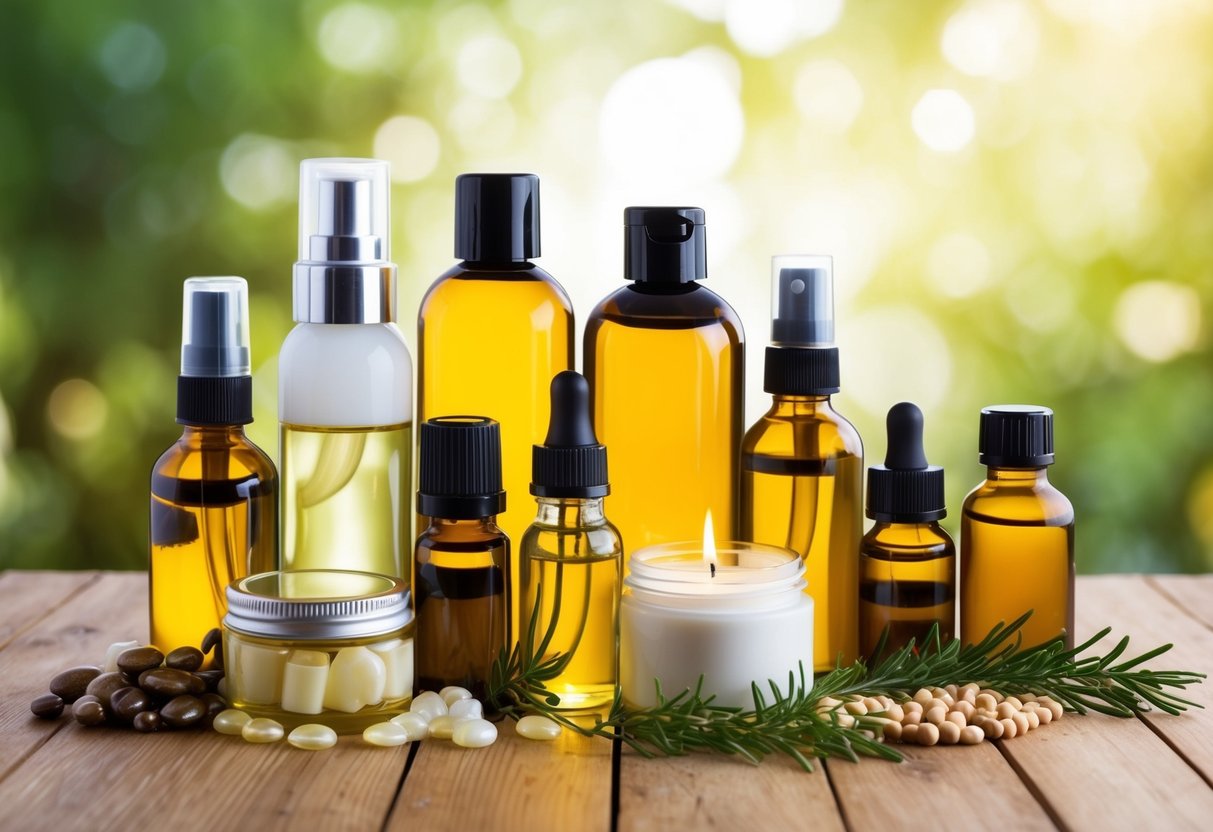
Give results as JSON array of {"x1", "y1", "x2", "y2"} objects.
[
  {"x1": 860, "y1": 402, "x2": 955, "y2": 659},
  {"x1": 414, "y1": 416, "x2": 510, "y2": 702},
  {"x1": 961, "y1": 405, "x2": 1075, "y2": 649}
]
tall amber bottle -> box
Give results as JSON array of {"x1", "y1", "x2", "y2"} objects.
[
  {"x1": 740, "y1": 256, "x2": 862, "y2": 671},
  {"x1": 961, "y1": 405, "x2": 1075, "y2": 649},
  {"x1": 419, "y1": 174, "x2": 572, "y2": 638},
  {"x1": 584, "y1": 207, "x2": 743, "y2": 554},
  {"x1": 150, "y1": 278, "x2": 277, "y2": 664}
]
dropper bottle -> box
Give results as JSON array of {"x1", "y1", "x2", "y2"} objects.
[
  {"x1": 518, "y1": 371, "x2": 622, "y2": 713},
  {"x1": 150, "y1": 277, "x2": 277, "y2": 664},
  {"x1": 860, "y1": 402, "x2": 955, "y2": 659},
  {"x1": 740, "y1": 255, "x2": 863, "y2": 671}
]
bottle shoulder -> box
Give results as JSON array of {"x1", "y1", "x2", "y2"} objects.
[
  {"x1": 281, "y1": 322, "x2": 412, "y2": 361},
  {"x1": 743, "y1": 401, "x2": 864, "y2": 459},
  {"x1": 421, "y1": 263, "x2": 574, "y2": 314},
  {"x1": 520, "y1": 520, "x2": 623, "y2": 559},
  {"x1": 586, "y1": 283, "x2": 744, "y2": 336},
  {"x1": 862, "y1": 522, "x2": 955, "y2": 559},
  {"x1": 152, "y1": 431, "x2": 277, "y2": 487},
  {"x1": 961, "y1": 477, "x2": 1074, "y2": 525}
]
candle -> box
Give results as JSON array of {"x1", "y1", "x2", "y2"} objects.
[{"x1": 619, "y1": 513, "x2": 814, "y2": 709}]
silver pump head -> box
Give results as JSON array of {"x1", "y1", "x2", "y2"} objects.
[{"x1": 293, "y1": 158, "x2": 396, "y2": 324}]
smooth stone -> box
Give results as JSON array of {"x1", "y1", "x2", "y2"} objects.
[
  {"x1": 200, "y1": 693, "x2": 226, "y2": 720},
  {"x1": 448, "y1": 699, "x2": 483, "y2": 721},
  {"x1": 288, "y1": 724, "x2": 338, "y2": 750},
  {"x1": 439, "y1": 686, "x2": 472, "y2": 707},
  {"x1": 165, "y1": 646, "x2": 205, "y2": 672},
  {"x1": 195, "y1": 670, "x2": 225, "y2": 692},
  {"x1": 139, "y1": 668, "x2": 205, "y2": 698},
  {"x1": 73, "y1": 698, "x2": 106, "y2": 727},
  {"x1": 516, "y1": 715, "x2": 562, "y2": 741},
  {"x1": 84, "y1": 672, "x2": 129, "y2": 710},
  {"x1": 389, "y1": 712, "x2": 430, "y2": 741},
  {"x1": 428, "y1": 715, "x2": 456, "y2": 739},
  {"x1": 161, "y1": 695, "x2": 206, "y2": 728},
  {"x1": 117, "y1": 646, "x2": 164, "y2": 675},
  {"x1": 410, "y1": 691, "x2": 447, "y2": 722},
  {"x1": 452, "y1": 718, "x2": 497, "y2": 748},
  {"x1": 201, "y1": 628, "x2": 222, "y2": 666},
  {"x1": 363, "y1": 722, "x2": 410, "y2": 747},
  {"x1": 110, "y1": 687, "x2": 152, "y2": 722},
  {"x1": 212, "y1": 709, "x2": 252, "y2": 735},
  {"x1": 49, "y1": 666, "x2": 102, "y2": 703},
  {"x1": 241, "y1": 717, "x2": 284, "y2": 743},
  {"x1": 133, "y1": 711, "x2": 163, "y2": 733},
  {"x1": 30, "y1": 693, "x2": 64, "y2": 720},
  {"x1": 103, "y1": 641, "x2": 140, "y2": 673}
]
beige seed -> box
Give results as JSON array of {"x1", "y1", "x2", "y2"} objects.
[
  {"x1": 903, "y1": 710, "x2": 922, "y2": 726},
  {"x1": 960, "y1": 725, "x2": 985, "y2": 745},
  {"x1": 944, "y1": 684, "x2": 959, "y2": 699},
  {"x1": 945, "y1": 711, "x2": 967, "y2": 729},
  {"x1": 1024, "y1": 710, "x2": 1040, "y2": 730},
  {"x1": 996, "y1": 702, "x2": 1018, "y2": 720},
  {"x1": 977, "y1": 716, "x2": 1004, "y2": 739},
  {"x1": 1041, "y1": 698, "x2": 1064, "y2": 721},
  {"x1": 913, "y1": 689, "x2": 934, "y2": 706},
  {"x1": 817, "y1": 696, "x2": 841, "y2": 711},
  {"x1": 862, "y1": 697, "x2": 883, "y2": 714},
  {"x1": 975, "y1": 693, "x2": 998, "y2": 711},
  {"x1": 1005, "y1": 696, "x2": 1023, "y2": 711},
  {"x1": 1022, "y1": 701, "x2": 1040, "y2": 712},
  {"x1": 979, "y1": 689, "x2": 1005, "y2": 704},
  {"x1": 953, "y1": 701, "x2": 976, "y2": 721},
  {"x1": 1035, "y1": 706, "x2": 1053, "y2": 725},
  {"x1": 1000, "y1": 718, "x2": 1018, "y2": 739},
  {"x1": 844, "y1": 700, "x2": 868, "y2": 716},
  {"x1": 1011, "y1": 712, "x2": 1030, "y2": 736},
  {"x1": 886, "y1": 703, "x2": 905, "y2": 723},
  {"x1": 901, "y1": 723, "x2": 920, "y2": 743},
  {"x1": 960, "y1": 683, "x2": 980, "y2": 702},
  {"x1": 904, "y1": 700, "x2": 924, "y2": 715},
  {"x1": 938, "y1": 721, "x2": 961, "y2": 745},
  {"x1": 925, "y1": 706, "x2": 948, "y2": 726},
  {"x1": 916, "y1": 722, "x2": 940, "y2": 747},
  {"x1": 883, "y1": 721, "x2": 903, "y2": 743},
  {"x1": 1020, "y1": 693, "x2": 1038, "y2": 703},
  {"x1": 836, "y1": 713, "x2": 856, "y2": 728}
]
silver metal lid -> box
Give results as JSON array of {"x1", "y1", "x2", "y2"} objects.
[{"x1": 224, "y1": 570, "x2": 413, "y2": 640}]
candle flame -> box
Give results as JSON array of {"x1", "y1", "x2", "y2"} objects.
[{"x1": 703, "y1": 510, "x2": 717, "y2": 576}]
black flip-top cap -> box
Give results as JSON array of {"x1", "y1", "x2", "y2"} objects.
[
  {"x1": 454, "y1": 173, "x2": 540, "y2": 262},
  {"x1": 418, "y1": 416, "x2": 507, "y2": 520},
  {"x1": 867, "y1": 402, "x2": 946, "y2": 522},
  {"x1": 624, "y1": 206, "x2": 706, "y2": 284},
  {"x1": 532, "y1": 371, "x2": 609, "y2": 498},
  {"x1": 979, "y1": 405, "x2": 1055, "y2": 468}
]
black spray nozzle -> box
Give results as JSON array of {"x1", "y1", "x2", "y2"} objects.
[
  {"x1": 532, "y1": 371, "x2": 609, "y2": 498},
  {"x1": 866, "y1": 401, "x2": 946, "y2": 523},
  {"x1": 773, "y1": 266, "x2": 833, "y2": 345},
  {"x1": 885, "y1": 401, "x2": 929, "y2": 470},
  {"x1": 624, "y1": 206, "x2": 706, "y2": 284}
]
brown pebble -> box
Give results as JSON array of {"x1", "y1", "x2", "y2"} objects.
[
  {"x1": 117, "y1": 646, "x2": 164, "y2": 675},
  {"x1": 73, "y1": 698, "x2": 106, "y2": 726},
  {"x1": 30, "y1": 693, "x2": 64, "y2": 720},
  {"x1": 133, "y1": 711, "x2": 163, "y2": 733},
  {"x1": 165, "y1": 646, "x2": 204, "y2": 672},
  {"x1": 201, "y1": 628, "x2": 223, "y2": 668},
  {"x1": 85, "y1": 672, "x2": 130, "y2": 710},
  {"x1": 160, "y1": 695, "x2": 206, "y2": 728},
  {"x1": 110, "y1": 687, "x2": 152, "y2": 722},
  {"x1": 194, "y1": 670, "x2": 224, "y2": 692},
  {"x1": 139, "y1": 668, "x2": 205, "y2": 698},
  {"x1": 200, "y1": 693, "x2": 226, "y2": 721},
  {"x1": 49, "y1": 666, "x2": 102, "y2": 703}
]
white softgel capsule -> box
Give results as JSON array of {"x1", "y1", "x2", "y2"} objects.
[
  {"x1": 213, "y1": 709, "x2": 252, "y2": 736},
  {"x1": 390, "y1": 712, "x2": 431, "y2": 741},
  {"x1": 363, "y1": 721, "x2": 411, "y2": 747},
  {"x1": 448, "y1": 698, "x2": 483, "y2": 721},
  {"x1": 242, "y1": 718, "x2": 285, "y2": 744},
  {"x1": 288, "y1": 724, "x2": 338, "y2": 750},
  {"x1": 516, "y1": 715, "x2": 561, "y2": 741},
  {"x1": 428, "y1": 715, "x2": 456, "y2": 739},
  {"x1": 439, "y1": 686, "x2": 472, "y2": 706},
  {"x1": 102, "y1": 640, "x2": 140, "y2": 673},
  {"x1": 410, "y1": 691, "x2": 448, "y2": 721},
  {"x1": 453, "y1": 718, "x2": 498, "y2": 748}
]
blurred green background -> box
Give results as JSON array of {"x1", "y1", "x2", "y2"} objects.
[{"x1": 1, "y1": 0, "x2": 1210, "y2": 572}]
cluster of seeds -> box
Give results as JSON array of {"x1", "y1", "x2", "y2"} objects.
[{"x1": 817, "y1": 684, "x2": 1064, "y2": 747}]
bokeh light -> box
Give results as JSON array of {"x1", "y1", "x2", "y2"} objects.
[
  {"x1": 1113, "y1": 281, "x2": 1202, "y2": 363},
  {"x1": 317, "y1": 3, "x2": 399, "y2": 73},
  {"x1": 941, "y1": 0, "x2": 1039, "y2": 80},
  {"x1": 374, "y1": 116, "x2": 442, "y2": 183},
  {"x1": 912, "y1": 89, "x2": 977, "y2": 152},
  {"x1": 46, "y1": 380, "x2": 108, "y2": 442}
]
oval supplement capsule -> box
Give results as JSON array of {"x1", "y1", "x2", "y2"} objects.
[
  {"x1": 213, "y1": 709, "x2": 252, "y2": 735},
  {"x1": 390, "y1": 712, "x2": 431, "y2": 741},
  {"x1": 410, "y1": 691, "x2": 447, "y2": 722},
  {"x1": 289, "y1": 724, "x2": 338, "y2": 751},
  {"x1": 453, "y1": 718, "x2": 498, "y2": 748},
  {"x1": 364, "y1": 721, "x2": 410, "y2": 747},
  {"x1": 242, "y1": 717, "x2": 285, "y2": 743},
  {"x1": 428, "y1": 715, "x2": 456, "y2": 740},
  {"x1": 516, "y1": 715, "x2": 561, "y2": 741},
  {"x1": 448, "y1": 699, "x2": 483, "y2": 721},
  {"x1": 439, "y1": 686, "x2": 472, "y2": 706}
]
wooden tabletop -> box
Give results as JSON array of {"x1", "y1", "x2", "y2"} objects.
[{"x1": 0, "y1": 572, "x2": 1210, "y2": 831}]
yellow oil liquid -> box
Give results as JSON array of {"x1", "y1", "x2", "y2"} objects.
[
  {"x1": 859, "y1": 523, "x2": 955, "y2": 659},
  {"x1": 961, "y1": 468, "x2": 1075, "y2": 649},
  {"x1": 280, "y1": 422, "x2": 411, "y2": 580},
  {"x1": 419, "y1": 267, "x2": 573, "y2": 638},
  {"x1": 740, "y1": 396, "x2": 863, "y2": 672},
  {"x1": 150, "y1": 426, "x2": 276, "y2": 664}
]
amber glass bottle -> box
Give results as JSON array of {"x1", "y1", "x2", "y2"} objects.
[
  {"x1": 860, "y1": 403, "x2": 955, "y2": 659},
  {"x1": 584, "y1": 207, "x2": 743, "y2": 555},
  {"x1": 414, "y1": 416, "x2": 510, "y2": 702},
  {"x1": 741, "y1": 256, "x2": 862, "y2": 671},
  {"x1": 419, "y1": 174, "x2": 572, "y2": 639},
  {"x1": 961, "y1": 405, "x2": 1075, "y2": 650},
  {"x1": 150, "y1": 278, "x2": 276, "y2": 665}
]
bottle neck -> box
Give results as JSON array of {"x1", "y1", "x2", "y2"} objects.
[
  {"x1": 986, "y1": 466, "x2": 1051, "y2": 485},
  {"x1": 425, "y1": 516, "x2": 501, "y2": 537},
  {"x1": 533, "y1": 497, "x2": 605, "y2": 527},
  {"x1": 180, "y1": 424, "x2": 247, "y2": 446},
  {"x1": 769, "y1": 394, "x2": 833, "y2": 416}
]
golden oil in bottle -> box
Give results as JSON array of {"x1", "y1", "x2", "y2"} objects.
[
  {"x1": 584, "y1": 207, "x2": 743, "y2": 555},
  {"x1": 419, "y1": 174, "x2": 572, "y2": 640},
  {"x1": 518, "y1": 372, "x2": 622, "y2": 713},
  {"x1": 961, "y1": 405, "x2": 1075, "y2": 649},
  {"x1": 740, "y1": 256, "x2": 862, "y2": 671},
  {"x1": 860, "y1": 403, "x2": 955, "y2": 659}
]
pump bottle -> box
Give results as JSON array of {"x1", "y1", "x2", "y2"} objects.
[
  {"x1": 279, "y1": 158, "x2": 412, "y2": 580},
  {"x1": 150, "y1": 277, "x2": 277, "y2": 663},
  {"x1": 740, "y1": 256, "x2": 862, "y2": 671},
  {"x1": 584, "y1": 207, "x2": 743, "y2": 555}
]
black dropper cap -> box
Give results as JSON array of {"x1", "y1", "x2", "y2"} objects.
[
  {"x1": 417, "y1": 416, "x2": 507, "y2": 520},
  {"x1": 454, "y1": 173, "x2": 540, "y2": 263},
  {"x1": 866, "y1": 402, "x2": 946, "y2": 523},
  {"x1": 979, "y1": 405, "x2": 1055, "y2": 468},
  {"x1": 624, "y1": 207, "x2": 706, "y2": 284},
  {"x1": 532, "y1": 371, "x2": 609, "y2": 498}
]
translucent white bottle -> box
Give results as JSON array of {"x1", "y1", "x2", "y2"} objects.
[{"x1": 279, "y1": 159, "x2": 413, "y2": 581}]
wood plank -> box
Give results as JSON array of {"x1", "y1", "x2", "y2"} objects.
[
  {"x1": 991, "y1": 575, "x2": 1213, "y2": 830},
  {"x1": 618, "y1": 748, "x2": 845, "y2": 831},
  {"x1": 396, "y1": 724, "x2": 612, "y2": 831},
  {"x1": 0, "y1": 571, "x2": 100, "y2": 652},
  {"x1": 1148, "y1": 574, "x2": 1213, "y2": 631}
]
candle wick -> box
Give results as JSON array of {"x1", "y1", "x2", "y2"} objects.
[{"x1": 710, "y1": 562, "x2": 716, "y2": 578}]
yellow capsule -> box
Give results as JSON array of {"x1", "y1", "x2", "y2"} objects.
[
  {"x1": 213, "y1": 709, "x2": 252, "y2": 736},
  {"x1": 363, "y1": 721, "x2": 410, "y2": 747},
  {"x1": 516, "y1": 715, "x2": 562, "y2": 741},
  {"x1": 242, "y1": 718, "x2": 284, "y2": 744},
  {"x1": 288, "y1": 724, "x2": 338, "y2": 751},
  {"x1": 428, "y1": 715, "x2": 457, "y2": 740}
]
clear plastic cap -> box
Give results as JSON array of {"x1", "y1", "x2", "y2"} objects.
[
  {"x1": 181, "y1": 277, "x2": 250, "y2": 378},
  {"x1": 771, "y1": 254, "x2": 834, "y2": 347},
  {"x1": 297, "y1": 158, "x2": 390, "y2": 264}
]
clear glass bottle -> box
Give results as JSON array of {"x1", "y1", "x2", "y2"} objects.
[
  {"x1": 418, "y1": 173, "x2": 573, "y2": 640},
  {"x1": 860, "y1": 402, "x2": 955, "y2": 659},
  {"x1": 961, "y1": 405, "x2": 1075, "y2": 649},
  {"x1": 150, "y1": 277, "x2": 277, "y2": 665},
  {"x1": 584, "y1": 207, "x2": 743, "y2": 556},
  {"x1": 518, "y1": 371, "x2": 622, "y2": 712},
  {"x1": 740, "y1": 256, "x2": 862, "y2": 672}
]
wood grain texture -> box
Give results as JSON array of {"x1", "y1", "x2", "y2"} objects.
[
  {"x1": 0, "y1": 570, "x2": 99, "y2": 651},
  {"x1": 396, "y1": 726, "x2": 612, "y2": 832},
  {"x1": 1148, "y1": 574, "x2": 1213, "y2": 630}
]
